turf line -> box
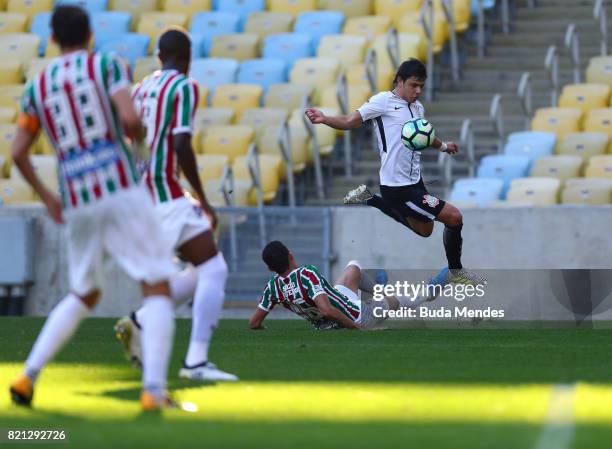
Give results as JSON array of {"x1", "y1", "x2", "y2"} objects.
[{"x1": 534, "y1": 384, "x2": 576, "y2": 449}]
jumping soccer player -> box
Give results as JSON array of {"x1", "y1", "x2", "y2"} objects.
[
  {"x1": 305, "y1": 59, "x2": 484, "y2": 289},
  {"x1": 8, "y1": 6, "x2": 179, "y2": 411},
  {"x1": 115, "y1": 29, "x2": 237, "y2": 382},
  {"x1": 249, "y1": 241, "x2": 424, "y2": 330}
]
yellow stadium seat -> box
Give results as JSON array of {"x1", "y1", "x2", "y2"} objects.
[
  {"x1": 0, "y1": 60, "x2": 20, "y2": 84},
  {"x1": 7, "y1": 0, "x2": 52, "y2": 24},
  {"x1": 211, "y1": 84, "x2": 262, "y2": 121},
  {"x1": 44, "y1": 38, "x2": 59, "y2": 58},
  {"x1": 193, "y1": 107, "x2": 234, "y2": 152},
  {"x1": 268, "y1": 0, "x2": 316, "y2": 17},
  {"x1": 265, "y1": 83, "x2": 312, "y2": 112},
  {"x1": 137, "y1": 13, "x2": 188, "y2": 53},
  {"x1": 0, "y1": 123, "x2": 15, "y2": 159},
  {"x1": 434, "y1": 0, "x2": 471, "y2": 33},
  {"x1": 586, "y1": 56, "x2": 612, "y2": 89},
  {"x1": 195, "y1": 154, "x2": 229, "y2": 184},
  {"x1": 558, "y1": 132, "x2": 608, "y2": 164},
  {"x1": 161, "y1": 0, "x2": 210, "y2": 19},
  {"x1": 244, "y1": 11, "x2": 293, "y2": 41},
  {"x1": 506, "y1": 177, "x2": 561, "y2": 206},
  {"x1": 133, "y1": 57, "x2": 161, "y2": 83},
  {"x1": 289, "y1": 106, "x2": 338, "y2": 156},
  {"x1": 209, "y1": 33, "x2": 259, "y2": 61},
  {"x1": 30, "y1": 154, "x2": 57, "y2": 193},
  {"x1": 200, "y1": 124, "x2": 254, "y2": 162},
  {"x1": 398, "y1": 11, "x2": 448, "y2": 53},
  {"x1": 583, "y1": 108, "x2": 612, "y2": 151},
  {"x1": 0, "y1": 176, "x2": 34, "y2": 205},
  {"x1": 23, "y1": 57, "x2": 52, "y2": 82},
  {"x1": 561, "y1": 178, "x2": 612, "y2": 205},
  {"x1": 317, "y1": 34, "x2": 367, "y2": 70},
  {"x1": 585, "y1": 155, "x2": 612, "y2": 179},
  {"x1": 239, "y1": 107, "x2": 287, "y2": 140},
  {"x1": 375, "y1": 0, "x2": 422, "y2": 20},
  {"x1": 0, "y1": 33, "x2": 39, "y2": 65},
  {"x1": 35, "y1": 133, "x2": 54, "y2": 155},
  {"x1": 320, "y1": 82, "x2": 371, "y2": 112},
  {"x1": 0, "y1": 83, "x2": 23, "y2": 109},
  {"x1": 289, "y1": 58, "x2": 340, "y2": 105},
  {"x1": 109, "y1": 0, "x2": 158, "y2": 27},
  {"x1": 529, "y1": 155, "x2": 582, "y2": 182},
  {"x1": 343, "y1": 16, "x2": 391, "y2": 41},
  {"x1": 346, "y1": 62, "x2": 394, "y2": 92},
  {"x1": 0, "y1": 106, "x2": 14, "y2": 123},
  {"x1": 531, "y1": 107, "x2": 582, "y2": 140},
  {"x1": 0, "y1": 154, "x2": 9, "y2": 178},
  {"x1": 233, "y1": 154, "x2": 281, "y2": 203},
  {"x1": 320, "y1": 0, "x2": 372, "y2": 18},
  {"x1": 370, "y1": 32, "x2": 427, "y2": 74},
  {"x1": 204, "y1": 178, "x2": 250, "y2": 206},
  {"x1": 257, "y1": 123, "x2": 309, "y2": 177},
  {"x1": 0, "y1": 12, "x2": 27, "y2": 33},
  {"x1": 559, "y1": 83, "x2": 610, "y2": 114}
]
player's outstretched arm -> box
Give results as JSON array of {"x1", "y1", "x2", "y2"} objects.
[
  {"x1": 249, "y1": 308, "x2": 268, "y2": 330},
  {"x1": 432, "y1": 137, "x2": 459, "y2": 155},
  {"x1": 314, "y1": 294, "x2": 358, "y2": 329},
  {"x1": 111, "y1": 87, "x2": 143, "y2": 140},
  {"x1": 305, "y1": 108, "x2": 363, "y2": 131}
]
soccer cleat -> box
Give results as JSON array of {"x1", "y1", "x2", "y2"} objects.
[
  {"x1": 425, "y1": 267, "x2": 449, "y2": 302},
  {"x1": 9, "y1": 374, "x2": 34, "y2": 407},
  {"x1": 179, "y1": 361, "x2": 239, "y2": 382},
  {"x1": 448, "y1": 268, "x2": 487, "y2": 286},
  {"x1": 114, "y1": 315, "x2": 142, "y2": 369},
  {"x1": 343, "y1": 184, "x2": 373, "y2": 205},
  {"x1": 140, "y1": 390, "x2": 179, "y2": 412},
  {"x1": 374, "y1": 269, "x2": 388, "y2": 285}
]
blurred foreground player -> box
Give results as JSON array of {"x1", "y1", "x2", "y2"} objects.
[{"x1": 9, "y1": 6, "x2": 179, "y2": 411}]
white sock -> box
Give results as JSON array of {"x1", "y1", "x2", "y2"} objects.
[
  {"x1": 139, "y1": 296, "x2": 175, "y2": 397},
  {"x1": 25, "y1": 294, "x2": 89, "y2": 382},
  {"x1": 184, "y1": 253, "x2": 228, "y2": 367},
  {"x1": 134, "y1": 267, "x2": 197, "y2": 326}
]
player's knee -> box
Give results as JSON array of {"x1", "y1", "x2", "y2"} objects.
[
  {"x1": 444, "y1": 207, "x2": 463, "y2": 227},
  {"x1": 78, "y1": 289, "x2": 100, "y2": 309}
]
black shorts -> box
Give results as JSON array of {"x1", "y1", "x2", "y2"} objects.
[{"x1": 380, "y1": 179, "x2": 446, "y2": 223}]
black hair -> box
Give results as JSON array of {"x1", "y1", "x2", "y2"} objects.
[
  {"x1": 158, "y1": 28, "x2": 191, "y2": 62},
  {"x1": 52, "y1": 5, "x2": 91, "y2": 49},
  {"x1": 262, "y1": 241, "x2": 290, "y2": 274},
  {"x1": 393, "y1": 58, "x2": 427, "y2": 85}
]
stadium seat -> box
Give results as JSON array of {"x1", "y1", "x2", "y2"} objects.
[
  {"x1": 233, "y1": 154, "x2": 281, "y2": 203},
  {"x1": 583, "y1": 108, "x2": 612, "y2": 151},
  {"x1": 0, "y1": 84, "x2": 24, "y2": 110},
  {"x1": 211, "y1": 83, "x2": 263, "y2": 121},
  {"x1": 346, "y1": 63, "x2": 394, "y2": 92},
  {"x1": 374, "y1": 0, "x2": 421, "y2": 20},
  {"x1": 35, "y1": 133, "x2": 54, "y2": 155},
  {"x1": 268, "y1": 0, "x2": 316, "y2": 17},
  {"x1": 209, "y1": 33, "x2": 259, "y2": 61},
  {"x1": 506, "y1": 177, "x2": 561, "y2": 206},
  {"x1": 55, "y1": 0, "x2": 108, "y2": 13},
  {"x1": 244, "y1": 11, "x2": 293, "y2": 42},
  {"x1": 320, "y1": 0, "x2": 371, "y2": 18},
  {"x1": 343, "y1": 16, "x2": 391, "y2": 41},
  {"x1": 30, "y1": 154, "x2": 58, "y2": 193},
  {"x1": 192, "y1": 108, "x2": 234, "y2": 152},
  {"x1": 586, "y1": 56, "x2": 612, "y2": 89},
  {"x1": 262, "y1": 33, "x2": 312, "y2": 70},
  {"x1": 289, "y1": 57, "x2": 340, "y2": 105},
  {"x1": 7, "y1": 0, "x2": 52, "y2": 25},
  {"x1": 133, "y1": 56, "x2": 160, "y2": 82},
  {"x1": 0, "y1": 60, "x2": 21, "y2": 84},
  {"x1": 200, "y1": 124, "x2": 254, "y2": 162},
  {"x1": 0, "y1": 154, "x2": 9, "y2": 178},
  {"x1": 531, "y1": 108, "x2": 582, "y2": 140},
  {"x1": 205, "y1": 178, "x2": 250, "y2": 206},
  {"x1": 239, "y1": 107, "x2": 287, "y2": 140},
  {"x1": 90, "y1": 12, "x2": 131, "y2": 40},
  {"x1": 508, "y1": 130, "x2": 557, "y2": 144},
  {"x1": 294, "y1": 11, "x2": 344, "y2": 50},
  {"x1": 137, "y1": 12, "x2": 188, "y2": 53},
  {"x1": 559, "y1": 84, "x2": 611, "y2": 114},
  {"x1": 0, "y1": 12, "x2": 27, "y2": 33},
  {"x1": 477, "y1": 155, "x2": 531, "y2": 198},
  {"x1": 317, "y1": 34, "x2": 367, "y2": 70},
  {"x1": 0, "y1": 106, "x2": 15, "y2": 124},
  {"x1": 195, "y1": 154, "x2": 229, "y2": 184},
  {"x1": 217, "y1": 0, "x2": 265, "y2": 29},
  {"x1": 238, "y1": 59, "x2": 286, "y2": 94},
  {"x1": 433, "y1": 0, "x2": 472, "y2": 33},
  {"x1": 561, "y1": 178, "x2": 612, "y2": 205},
  {"x1": 529, "y1": 155, "x2": 582, "y2": 182},
  {"x1": 265, "y1": 83, "x2": 312, "y2": 112},
  {"x1": 585, "y1": 155, "x2": 612, "y2": 179},
  {"x1": 397, "y1": 11, "x2": 448, "y2": 53},
  {"x1": 503, "y1": 132, "x2": 556, "y2": 165},
  {"x1": 449, "y1": 177, "x2": 504, "y2": 207},
  {"x1": 558, "y1": 132, "x2": 608, "y2": 164},
  {"x1": 190, "y1": 33, "x2": 206, "y2": 59},
  {"x1": 161, "y1": 0, "x2": 211, "y2": 20},
  {"x1": 0, "y1": 123, "x2": 13, "y2": 177},
  {"x1": 190, "y1": 58, "x2": 238, "y2": 97},
  {"x1": 320, "y1": 82, "x2": 371, "y2": 112},
  {"x1": 0, "y1": 176, "x2": 34, "y2": 205},
  {"x1": 97, "y1": 34, "x2": 150, "y2": 68},
  {"x1": 0, "y1": 33, "x2": 39, "y2": 65},
  {"x1": 369, "y1": 33, "x2": 428, "y2": 73},
  {"x1": 257, "y1": 123, "x2": 310, "y2": 177},
  {"x1": 109, "y1": 0, "x2": 157, "y2": 27},
  {"x1": 190, "y1": 12, "x2": 240, "y2": 56}
]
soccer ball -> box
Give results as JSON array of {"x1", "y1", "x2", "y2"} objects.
[{"x1": 401, "y1": 118, "x2": 436, "y2": 151}]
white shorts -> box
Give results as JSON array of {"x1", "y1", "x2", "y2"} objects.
[
  {"x1": 334, "y1": 284, "x2": 389, "y2": 330},
  {"x1": 155, "y1": 196, "x2": 211, "y2": 250},
  {"x1": 65, "y1": 186, "x2": 177, "y2": 296}
]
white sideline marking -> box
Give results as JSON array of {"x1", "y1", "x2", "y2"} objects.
[{"x1": 534, "y1": 384, "x2": 576, "y2": 449}]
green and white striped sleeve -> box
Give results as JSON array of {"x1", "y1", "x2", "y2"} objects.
[
  {"x1": 172, "y1": 79, "x2": 199, "y2": 136},
  {"x1": 104, "y1": 52, "x2": 131, "y2": 96},
  {"x1": 258, "y1": 283, "x2": 277, "y2": 312}
]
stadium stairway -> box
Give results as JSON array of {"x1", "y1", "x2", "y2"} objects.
[{"x1": 306, "y1": 0, "x2": 609, "y2": 204}]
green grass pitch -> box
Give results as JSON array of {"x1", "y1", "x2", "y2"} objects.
[{"x1": 1, "y1": 318, "x2": 612, "y2": 449}]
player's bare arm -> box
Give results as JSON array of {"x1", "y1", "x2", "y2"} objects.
[
  {"x1": 249, "y1": 308, "x2": 268, "y2": 330},
  {"x1": 111, "y1": 87, "x2": 143, "y2": 139},
  {"x1": 432, "y1": 137, "x2": 459, "y2": 155},
  {"x1": 305, "y1": 109, "x2": 363, "y2": 130},
  {"x1": 314, "y1": 294, "x2": 358, "y2": 329}
]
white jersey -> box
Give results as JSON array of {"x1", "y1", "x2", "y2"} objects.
[{"x1": 357, "y1": 91, "x2": 425, "y2": 186}]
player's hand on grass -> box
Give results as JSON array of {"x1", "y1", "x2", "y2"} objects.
[
  {"x1": 42, "y1": 191, "x2": 64, "y2": 224},
  {"x1": 444, "y1": 141, "x2": 459, "y2": 155},
  {"x1": 305, "y1": 108, "x2": 326, "y2": 125}
]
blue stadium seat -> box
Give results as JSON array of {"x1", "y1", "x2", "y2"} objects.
[
  {"x1": 217, "y1": 0, "x2": 265, "y2": 29},
  {"x1": 238, "y1": 58, "x2": 286, "y2": 93},
  {"x1": 190, "y1": 12, "x2": 240, "y2": 56},
  {"x1": 503, "y1": 132, "x2": 556, "y2": 167},
  {"x1": 190, "y1": 58, "x2": 239, "y2": 96},
  {"x1": 97, "y1": 33, "x2": 150, "y2": 68},
  {"x1": 478, "y1": 155, "x2": 531, "y2": 199},
  {"x1": 190, "y1": 33, "x2": 206, "y2": 59},
  {"x1": 30, "y1": 13, "x2": 52, "y2": 56},
  {"x1": 449, "y1": 178, "x2": 504, "y2": 207},
  {"x1": 91, "y1": 12, "x2": 131, "y2": 40},
  {"x1": 55, "y1": 0, "x2": 109, "y2": 13},
  {"x1": 262, "y1": 33, "x2": 312, "y2": 72},
  {"x1": 294, "y1": 11, "x2": 344, "y2": 51},
  {"x1": 508, "y1": 131, "x2": 557, "y2": 145},
  {"x1": 471, "y1": 0, "x2": 496, "y2": 14}
]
